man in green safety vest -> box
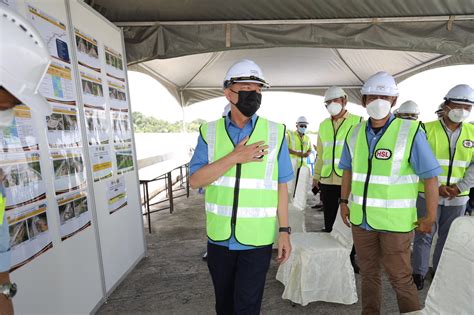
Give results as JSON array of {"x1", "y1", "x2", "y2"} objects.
[
  {"x1": 314, "y1": 86, "x2": 362, "y2": 233},
  {"x1": 189, "y1": 59, "x2": 293, "y2": 314},
  {"x1": 286, "y1": 116, "x2": 312, "y2": 203},
  {"x1": 412, "y1": 84, "x2": 474, "y2": 291},
  {"x1": 338, "y1": 71, "x2": 440, "y2": 314}
]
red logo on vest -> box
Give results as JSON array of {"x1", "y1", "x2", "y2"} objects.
[
  {"x1": 463, "y1": 140, "x2": 473, "y2": 148},
  {"x1": 375, "y1": 149, "x2": 392, "y2": 160}
]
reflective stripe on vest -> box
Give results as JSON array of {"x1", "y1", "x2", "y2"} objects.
[
  {"x1": 201, "y1": 117, "x2": 284, "y2": 246},
  {"x1": 319, "y1": 114, "x2": 361, "y2": 177},
  {"x1": 419, "y1": 120, "x2": 474, "y2": 196},
  {"x1": 348, "y1": 118, "x2": 419, "y2": 232}
]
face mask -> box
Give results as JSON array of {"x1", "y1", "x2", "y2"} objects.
[
  {"x1": 326, "y1": 102, "x2": 342, "y2": 116},
  {"x1": 448, "y1": 108, "x2": 470, "y2": 123},
  {"x1": 366, "y1": 99, "x2": 392, "y2": 120},
  {"x1": 298, "y1": 127, "x2": 306, "y2": 134},
  {"x1": 230, "y1": 90, "x2": 262, "y2": 118},
  {"x1": 0, "y1": 108, "x2": 15, "y2": 128}
]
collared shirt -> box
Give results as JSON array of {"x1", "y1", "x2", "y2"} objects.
[
  {"x1": 314, "y1": 111, "x2": 356, "y2": 186},
  {"x1": 339, "y1": 114, "x2": 441, "y2": 230},
  {"x1": 190, "y1": 112, "x2": 294, "y2": 250},
  {"x1": 419, "y1": 118, "x2": 474, "y2": 206},
  {"x1": 0, "y1": 185, "x2": 11, "y2": 272}
]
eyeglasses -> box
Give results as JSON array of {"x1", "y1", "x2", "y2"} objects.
[{"x1": 298, "y1": 124, "x2": 307, "y2": 128}]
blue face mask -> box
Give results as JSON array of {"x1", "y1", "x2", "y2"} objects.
[{"x1": 298, "y1": 127, "x2": 306, "y2": 134}]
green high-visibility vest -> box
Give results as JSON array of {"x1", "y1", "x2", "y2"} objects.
[
  {"x1": 200, "y1": 117, "x2": 285, "y2": 246},
  {"x1": 0, "y1": 194, "x2": 5, "y2": 224},
  {"x1": 287, "y1": 130, "x2": 311, "y2": 168},
  {"x1": 319, "y1": 113, "x2": 361, "y2": 178},
  {"x1": 419, "y1": 120, "x2": 474, "y2": 196},
  {"x1": 347, "y1": 118, "x2": 420, "y2": 232}
]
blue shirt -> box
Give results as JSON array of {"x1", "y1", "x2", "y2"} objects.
[
  {"x1": 190, "y1": 113, "x2": 294, "y2": 250},
  {"x1": 339, "y1": 115, "x2": 441, "y2": 230},
  {"x1": 0, "y1": 185, "x2": 11, "y2": 272}
]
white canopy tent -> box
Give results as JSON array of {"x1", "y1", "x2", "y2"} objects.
[{"x1": 87, "y1": 0, "x2": 474, "y2": 106}]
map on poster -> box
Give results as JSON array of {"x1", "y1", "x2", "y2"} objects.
[
  {"x1": 56, "y1": 190, "x2": 91, "y2": 241},
  {"x1": 111, "y1": 111, "x2": 132, "y2": 144},
  {"x1": 0, "y1": 106, "x2": 40, "y2": 152},
  {"x1": 27, "y1": 5, "x2": 70, "y2": 63},
  {"x1": 0, "y1": 151, "x2": 46, "y2": 211},
  {"x1": 107, "y1": 79, "x2": 128, "y2": 111},
  {"x1": 85, "y1": 109, "x2": 109, "y2": 146},
  {"x1": 106, "y1": 176, "x2": 127, "y2": 214},
  {"x1": 46, "y1": 102, "x2": 81, "y2": 149},
  {"x1": 40, "y1": 61, "x2": 76, "y2": 105},
  {"x1": 81, "y1": 71, "x2": 106, "y2": 110},
  {"x1": 7, "y1": 201, "x2": 52, "y2": 272},
  {"x1": 89, "y1": 145, "x2": 113, "y2": 182},
  {"x1": 114, "y1": 143, "x2": 134, "y2": 175},
  {"x1": 51, "y1": 149, "x2": 87, "y2": 196},
  {"x1": 74, "y1": 28, "x2": 101, "y2": 72},
  {"x1": 104, "y1": 45, "x2": 125, "y2": 81}
]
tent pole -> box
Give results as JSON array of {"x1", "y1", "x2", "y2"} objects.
[{"x1": 115, "y1": 15, "x2": 474, "y2": 27}]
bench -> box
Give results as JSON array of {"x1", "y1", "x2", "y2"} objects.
[{"x1": 138, "y1": 157, "x2": 190, "y2": 233}]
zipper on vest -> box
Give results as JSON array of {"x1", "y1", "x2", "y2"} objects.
[
  {"x1": 362, "y1": 158, "x2": 372, "y2": 219},
  {"x1": 231, "y1": 163, "x2": 242, "y2": 226},
  {"x1": 331, "y1": 122, "x2": 337, "y2": 175}
]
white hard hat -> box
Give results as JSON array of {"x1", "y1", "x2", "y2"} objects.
[
  {"x1": 397, "y1": 100, "x2": 420, "y2": 115},
  {"x1": 296, "y1": 116, "x2": 309, "y2": 124},
  {"x1": 361, "y1": 71, "x2": 399, "y2": 97},
  {"x1": 444, "y1": 84, "x2": 474, "y2": 106},
  {"x1": 223, "y1": 59, "x2": 269, "y2": 89},
  {"x1": 0, "y1": 7, "x2": 51, "y2": 115},
  {"x1": 324, "y1": 86, "x2": 347, "y2": 102}
]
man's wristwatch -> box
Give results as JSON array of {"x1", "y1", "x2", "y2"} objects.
[
  {"x1": 0, "y1": 283, "x2": 17, "y2": 299},
  {"x1": 279, "y1": 227, "x2": 291, "y2": 234},
  {"x1": 338, "y1": 198, "x2": 349, "y2": 205}
]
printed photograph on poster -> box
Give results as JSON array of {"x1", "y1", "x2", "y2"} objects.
[
  {"x1": 114, "y1": 144, "x2": 134, "y2": 175},
  {"x1": 39, "y1": 61, "x2": 76, "y2": 105},
  {"x1": 46, "y1": 103, "x2": 81, "y2": 149},
  {"x1": 56, "y1": 190, "x2": 91, "y2": 241},
  {"x1": 89, "y1": 145, "x2": 113, "y2": 182},
  {"x1": 107, "y1": 79, "x2": 128, "y2": 111},
  {"x1": 27, "y1": 5, "x2": 70, "y2": 63},
  {"x1": 107, "y1": 176, "x2": 127, "y2": 214},
  {"x1": 51, "y1": 149, "x2": 86, "y2": 196},
  {"x1": 104, "y1": 45, "x2": 125, "y2": 82},
  {"x1": 6, "y1": 201, "x2": 52, "y2": 272},
  {"x1": 0, "y1": 106, "x2": 40, "y2": 152},
  {"x1": 111, "y1": 111, "x2": 132, "y2": 144},
  {"x1": 85, "y1": 109, "x2": 109, "y2": 146},
  {"x1": 80, "y1": 71, "x2": 105, "y2": 110},
  {"x1": 0, "y1": 151, "x2": 46, "y2": 210},
  {"x1": 0, "y1": 0, "x2": 16, "y2": 10},
  {"x1": 74, "y1": 28, "x2": 101, "y2": 72}
]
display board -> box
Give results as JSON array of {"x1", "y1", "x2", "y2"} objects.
[{"x1": 1, "y1": 0, "x2": 145, "y2": 313}]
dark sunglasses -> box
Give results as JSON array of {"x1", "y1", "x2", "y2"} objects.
[{"x1": 298, "y1": 124, "x2": 307, "y2": 128}]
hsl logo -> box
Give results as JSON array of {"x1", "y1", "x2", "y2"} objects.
[
  {"x1": 463, "y1": 140, "x2": 473, "y2": 148},
  {"x1": 375, "y1": 149, "x2": 391, "y2": 160}
]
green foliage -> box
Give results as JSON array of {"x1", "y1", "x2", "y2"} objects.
[{"x1": 132, "y1": 112, "x2": 205, "y2": 133}]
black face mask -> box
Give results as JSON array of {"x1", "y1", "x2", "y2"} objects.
[{"x1": 230, "y1": 90, "x2": 262, "y2": 117}]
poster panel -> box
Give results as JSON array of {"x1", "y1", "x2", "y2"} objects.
[
  {"x1": 106, "y1": 176, "x2": 127, "y2": 214},
  {"x1": 74, "y1": 28, "x2": 101, "y2": 72},
  {"x1": 56, "y1": 190, "x2": 91, "y2": 241},
  {"x1": 7, "y1": 201, "x2": 52, "y2": 272}
]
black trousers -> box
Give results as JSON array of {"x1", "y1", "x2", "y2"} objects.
[
  {"x1": 207, "y1": 242, "x2": 272, "y2": 315},
  {"x1": 320, "y1": 183, "x2": 341, "y2": 232}
]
